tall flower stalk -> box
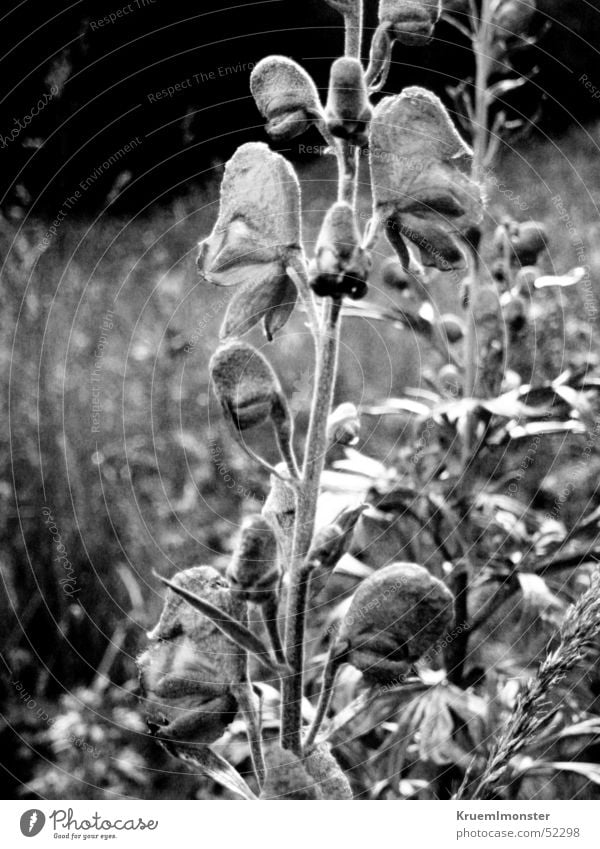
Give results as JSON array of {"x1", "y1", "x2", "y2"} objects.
[{"x1": 138, "y1": 0, "x2": 482, "y2": 799}]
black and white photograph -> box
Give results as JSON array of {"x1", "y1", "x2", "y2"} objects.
[{"x1": 2, "y1": 0, "x2": 600, "y2": 840}]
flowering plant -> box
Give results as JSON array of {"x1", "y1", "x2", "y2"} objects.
[{"x1": 138, "y1": 0, "x2": 600, "y2": 800}]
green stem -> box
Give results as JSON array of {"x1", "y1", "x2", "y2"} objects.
[
  {"x1": 304, "y1": 645, "x2": 343, "y2": 751},
  {"x1": 281, "y1": 299, "x2": 343, "y2": 754},
  {"x1": 343, "y1": 2, "x2": 363, "y2": 57}
]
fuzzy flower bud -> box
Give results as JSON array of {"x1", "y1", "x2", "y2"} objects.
[
  {"x1": 325, "y1": 57, "x2": 372, "y2": 145},
  {"x1": 137, "y1": 566, "x2": 247, "y2": 744},
  {"x1": 379, "y1": 0, "x2": 442, "y2": 47},
  {"x1": 260, "y1": 741, "x2": 352, "y2": 799},
  {"x1": 210, "y1": 340, "x2": 291, "y2": 437},
  {"x1": 260, "y1": 743, "x2": 319, "y2": 799},
  {"x1": 381, "y1": 258, "x2": 412, "y2": 291},
  {"x1": 440, "y1": 313, "x2": 465, "y2": 344},
  {"x1": 226, "y1": 514, "x2": 281, "y2": 605},
  {"x1": 250, "y1": 56, "x2": 322, "y2": 140},
  {"x1": 303, "y1": 743, "x2": 353, "y2": 799},
  {"x1": 502, "y1": 293, "x2": 528, "y2": 335},
  {"x1": 493, "y1": 220, "x2": 547, "y2": 268},
  {"x1": 310, "y1": 202, "x2": 371, "y2": 299},
  {"x1": 493, "y1": 0, "x2": 536, "y2": 38},
  {"x1": 337, "y1": 562, "x2": 454, "y2": 684}
]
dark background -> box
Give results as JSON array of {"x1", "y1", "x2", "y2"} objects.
[{"x1": 2, "y1": 0, "x2": 600, "y2": 215}]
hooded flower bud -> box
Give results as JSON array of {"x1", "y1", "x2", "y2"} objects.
[
  {"x1": 370, "y1": 87, "x2": 482, "y2": 271},
  {"x1": 197, "y1": 143, "x2": 301, "y2": 340},
  {"x1": 325, "y1": 58, "x2": 372, "y2": 145},
  {"x1": 493, "y1": 0, "x2": 536, "y2": 38},
  {"x1": 210, "y1": 341, "x2": 290, "y2": 436},
  {"x1": 502, "y1": 293, "x2": 528, "y2": 335},
  {"x1": 381, "y1": 258, "x2": 412, "y2": 292},
  {"x1": 226, "y1": 514, "x2": 281, "y2": 605},
  {"x1": 250, "y1": 56, "x2": 323, "y2": 140},
  {"x1": 378, "y1": 0, "x2": 442, "y2": 47},
  {"x1": 337, "y1": 562, "x2": 454, "y2": 684},
  {"x1": 493, "y1": 220, "x2": 547, "y2": 268},
  {"x1": 440, "y1": 313, "x2": 465, "y2": 344},
  {"x1": 327, "y1": 402, "x2": 361, "y2": 447},
  {"x1": 310, "y1": 202, "x2": 371, "y2": 299},
  {"x1": 511, "y1": 221, "x2": 547, "y2": 266},
  {"x1": 137, "y1": 566, "x2": 247, "y2": 744}
]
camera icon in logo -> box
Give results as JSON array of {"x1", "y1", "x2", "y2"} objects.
[{"x1": 20, "y1": 810, "x2": 45, "y2": 837}]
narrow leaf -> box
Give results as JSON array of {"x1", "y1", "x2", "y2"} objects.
[
  {"x1": 162, "y1": 741, "x2": 257, "y2": 799},
  {"x1": 155, "y1": 573, "x2": 289, "y2": 676}
]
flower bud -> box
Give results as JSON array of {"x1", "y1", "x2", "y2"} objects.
[
  {"x1": 226, "y1": 514, "x2": 281, "y2": 605},
  {"x1": 310, "y1": 202, "x2": 370, "y2": 299},
  {"x1": 325, "y1": 57, "x2": 372, "y2": 145},
  {"x1": 327, "y1": 402, "x2": 360, "y2": 447},
  {"x1": 440, "y1": 313, "x2": 465, "y2": 344},
  {"x1": 210, "y1": 340, "x2": 289, "y2": 433},
  {"x1": 262, "y1": 462, "x2": 297, "y2": 543},
  {"x1": 137, "y1": 566, "x2": 247, "y2": 743},
  {"x1": 381, "y1": 258, "x2": 412, "y2": 291},
  {"x1": 502, "y1": 293, "x2": 528, "y2": 334},
  {"x1": 337, "y1": 562, "x2": 454, "y2": 684},
  {"x1": 438, "y1": 363, "x2": 463, "y2": 396},
  {"x1": 260, "y1": 743, "x2": 320, "y2": 799},
  {"x1": 303, "y1": 743, "x2": 352, "y2": 799},
  {"x1": 493, "y1": 0, "x2": 536, "y2": 38},
  {"x1": 250, "y1": 56, "x2": 322, "y2": 140},
  {"x1": 514, "y1": 265, "x2": 540, "y2": 297},
  {"x1": 511, "y1": 221, "x2": 547, "y2": 266},
  {"x1": 491, "y1": 259, "x2": 508, "y2": 285},
  {"x1": 378, "y1": 0, "x2": 442, "y2": 47}
]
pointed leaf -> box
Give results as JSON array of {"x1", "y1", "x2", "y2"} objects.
[
  {"x1": 162, "y1": 741, "x2": 257, "y2": 799},
  {"x1": 155, "y1": 573, "x2": 289, "y2": 676}
]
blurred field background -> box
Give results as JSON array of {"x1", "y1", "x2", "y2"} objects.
[{"x1": 2, "y1": 113, "x2": 600, "y2": 797}]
